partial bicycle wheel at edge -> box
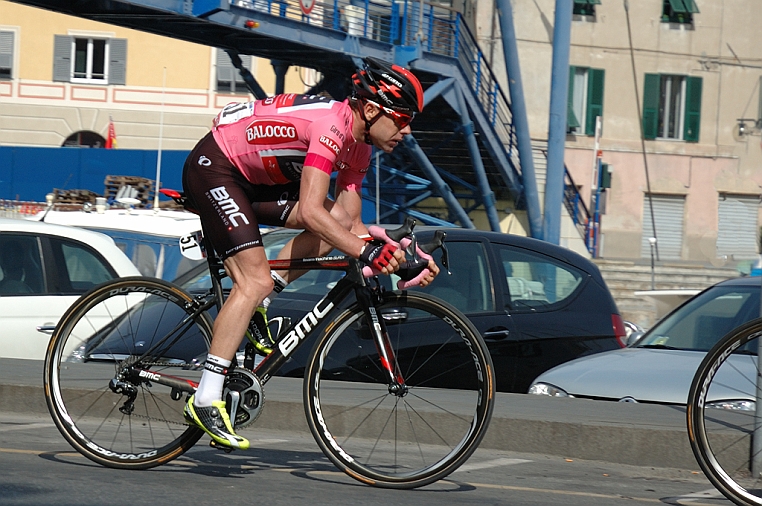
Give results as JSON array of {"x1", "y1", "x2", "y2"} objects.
[
  {"x1": 304, "y1": 290, "x2": 495, "y2": 489},
  {"x1": 44, "y1": 276, "x2": 213, "y2": 469},
  {"x1": 687, "y1": 317, "x2": 762, "y2": 506}
]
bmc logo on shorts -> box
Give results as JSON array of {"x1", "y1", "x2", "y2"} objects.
[
  {"x1": 246, "y1": 119, "x2": 298, "y2": 145},
  {"x1": 209, "y1": 186, "x2": 250, "y2": 227},
  {"x1": 319, "y1": 135, "x2": 341, "y2": 156}
]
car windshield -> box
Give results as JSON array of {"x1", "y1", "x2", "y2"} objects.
[{"x1": 635, "y1": 284, "x2": 760, "y2": 352}]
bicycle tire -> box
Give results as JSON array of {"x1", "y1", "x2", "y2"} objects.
[
  {"x1": 687, "y1": 317, "x2": 762, "y2": 506},
  {"x1": 303, "y1": 290, "x2": 495, "y2": 489},
  {"x1": 44, "y1": 276, "x2": 214, "y2": 469}
]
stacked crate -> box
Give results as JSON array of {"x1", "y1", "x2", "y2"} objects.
[
  {"x1": 52, "y1": 188, "x2": 99, "y2": 206},
  {"x1": 103, "y1": 175, "x2": 155, "y2": 208}
]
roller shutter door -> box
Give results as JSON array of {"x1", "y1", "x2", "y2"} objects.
[
  {"x1": 717, "y1": 195, "x2": 759, "y2": 259},
  {"x1": 641, "y1": 195, "x2": 685, "y2": 260}
]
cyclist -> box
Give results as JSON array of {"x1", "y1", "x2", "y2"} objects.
[{"x1": 181, "y1": 57, "x2": 439, "y2": 449}]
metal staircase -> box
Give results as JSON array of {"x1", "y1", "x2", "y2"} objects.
[{"x1": 10, "y1": 0, "x2": 590, "y2": 242}]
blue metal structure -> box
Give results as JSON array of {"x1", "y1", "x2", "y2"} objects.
[
  {"x1": 8, "y1": 0, "x2": 591, "y2": 242},
  {"x1": 543, "y1": 0, "x2": 572, "y2": 244}
]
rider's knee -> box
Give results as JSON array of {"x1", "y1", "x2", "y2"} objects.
[{"x1": 233, "y1": 272, "x2": 274, "y2": 301}]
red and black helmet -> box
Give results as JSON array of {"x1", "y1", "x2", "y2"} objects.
[{"x1": 352, "y1": 57, "x2": 424, "y2": 115}]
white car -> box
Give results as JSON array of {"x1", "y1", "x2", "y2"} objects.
[
  {"x1": 29, "y1": 207, "x2": 204, "y2": 280},
  {"x1": 0, "y1": 218, "x2": 140, "y2": 360}
]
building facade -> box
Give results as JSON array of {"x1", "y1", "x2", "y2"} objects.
[
  {"x1": 0, "y1": 0, "x2": 310, "y2": 151},
  {"x1": 478, "y1": 0, "x2": 762, "y2": 268}
]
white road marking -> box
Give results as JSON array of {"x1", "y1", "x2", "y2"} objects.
[
  {"x1": 663, "y1": 487, "x2": 727, "y2": 505},
  {"x1": 454, "y1": 457, "x2": 532, "y2": 472},
  {"x1": 0, "y1": 422, "x2": 54, "y2": 433}
]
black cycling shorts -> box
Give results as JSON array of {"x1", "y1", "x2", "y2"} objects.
[{"x1": 182, "y1": 132, "x2": 300, "y2": 259}]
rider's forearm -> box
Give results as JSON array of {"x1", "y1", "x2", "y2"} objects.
[{"x1": 297, "y1": 168, "x2": 367, "y2": 257}]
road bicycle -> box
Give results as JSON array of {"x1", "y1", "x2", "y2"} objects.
[
  {"x1": 687, "y1": 317, "x2": 762, "y2": 505},
  {"x1": 43, "y1": 211, "x2": 495, "y2": 489}
]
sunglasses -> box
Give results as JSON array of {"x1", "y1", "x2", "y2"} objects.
[{"x1": 366, "y1": 99, "x2": 415, "y2": 130}]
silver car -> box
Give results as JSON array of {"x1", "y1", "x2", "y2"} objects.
[{"x1": 528, "y1": 276, "x2": 760, "y2": 407}]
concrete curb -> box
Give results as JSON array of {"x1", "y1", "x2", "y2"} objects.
[{"x1": 1, "y1": 359, "x2": 698, "y2": 470}]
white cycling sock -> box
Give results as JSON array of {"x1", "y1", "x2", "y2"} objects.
[{"x1": 194, "y1": 354, "x2": 231, "y2": 407}]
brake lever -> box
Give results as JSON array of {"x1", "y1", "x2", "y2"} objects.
[{"x1": 404, "y1": 235, "x2": 417, "y2": 257}]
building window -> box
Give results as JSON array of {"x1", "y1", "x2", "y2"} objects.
[
  {"x1": 573, "y1": 0, "x2": 601, "y2": 17},
  {"x1": 0, "y1": 30, "x2": 14, "y2": 80},
  {"x1": 642, "y1": 74, "x2": 702, "y2": 142},
  {"x1": 567, "y1": 66, "x2": 605, "y2": 135},
  {"x1": 216, "y1": 50, "x2": 253, "y2": 94},
  {"x1": 73, "y1": 38, "x2": 106, "y2": 81},
  {"x1": 53, "y1": 35, "x2": 127, "y2": 85},
  {"x1": 662, "y1": 0, "x2": 699, "y2": 24}
]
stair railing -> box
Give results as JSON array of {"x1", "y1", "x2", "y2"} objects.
[{"x1": 232, "y1": 0, "x2": 588, "y2": 242}]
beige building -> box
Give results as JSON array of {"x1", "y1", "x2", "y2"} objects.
[
  {"x1": 0, "y1": 0, "x2": 310, "y2": 150},
  {"x1": 478, "y1": 0, "x2": 762, "y2": 268}
]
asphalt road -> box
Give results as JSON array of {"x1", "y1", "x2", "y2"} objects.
[{"x1": 0, "y1": 411, "x2": 732, "y2": 506}]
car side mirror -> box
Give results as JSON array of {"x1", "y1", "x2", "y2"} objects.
[{"x1": 626, "y1": 331, "x2": 644, "y2": 346}]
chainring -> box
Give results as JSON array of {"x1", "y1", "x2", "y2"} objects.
[{"x1": 223, "y1": 369, "x2": 264, "y2": 429}]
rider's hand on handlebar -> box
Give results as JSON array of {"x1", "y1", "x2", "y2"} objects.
[
  {"x1": 359, "y1": 242, "x2": 404, "y2": 275},
  {"x1": 417, "y1": 259, "x2": 439, "y2": 287}
]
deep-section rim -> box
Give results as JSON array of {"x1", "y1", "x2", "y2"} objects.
[
  {"x1": 687, "y1": 317, "x2": 762, "y2": 506},
  {"x1": 44, "y1": 276, "x2": 211, "y2": 469},
  {"x1": 303, "y1": 290, "x2": 495, "y2": 489}
]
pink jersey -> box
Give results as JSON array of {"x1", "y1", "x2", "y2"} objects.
[{"x1": 211, "y1": 95, "x2": 371, "y2": 192}]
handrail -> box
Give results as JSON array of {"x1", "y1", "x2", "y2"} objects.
[{"x1": 232, "y1": 0, "x2": 520, "y2": 176}]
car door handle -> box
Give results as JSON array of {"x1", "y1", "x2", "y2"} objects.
[
  {"x1": 37, "y1": 325, "x2": 56, "y2": 334},
  {"x1": 483, "y1": 329, "x2": 511, "y2": 341}
]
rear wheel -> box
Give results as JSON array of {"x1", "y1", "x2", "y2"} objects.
[
  {"x1": 44, "y1": 277, "x2": 213, "y2": 469},
  {"x1": 688, "y1": 318, "x2": 762, "y2": 506},
  {"x1": 304, "y1": 290, "x2": 495, "y2": 489}
]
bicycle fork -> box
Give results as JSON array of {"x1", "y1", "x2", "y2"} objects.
[{"x1": 355, "y1": 285, "x2": 407, "y2": 395}]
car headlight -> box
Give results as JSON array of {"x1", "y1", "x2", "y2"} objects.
[
  {"x1": 705, "y1": 400, "x2": 755, "y2": 411},
  {"x1": 528, "y1": 382, "x2": 569, "y2": 397}
]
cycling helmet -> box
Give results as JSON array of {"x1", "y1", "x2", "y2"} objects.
[{"x1": 352, "y1": 57, "x2": 424, "y2": 115}]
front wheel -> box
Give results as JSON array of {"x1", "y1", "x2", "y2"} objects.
[
  {"x1": 687, "y1": 318, "x2": 762, "y2": 506},
  {"x1": 303, "y1": 290, "x2": 495, "y2": 489},
  {"x1": 44, "y1": 277, "x2": 214, "y2": 469}
]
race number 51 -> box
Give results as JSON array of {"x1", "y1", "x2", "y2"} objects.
[{"x1": 179, "y1": 231, "x2": 206, "y2": 260}]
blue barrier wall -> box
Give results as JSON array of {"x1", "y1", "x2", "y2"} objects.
[{"x1": 0, "y1": 147, "x2": 190, "y2": 202}]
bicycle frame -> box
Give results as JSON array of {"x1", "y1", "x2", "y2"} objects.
[{"x1": 121, "y1": 252, "x2": 407, "y2": 397}]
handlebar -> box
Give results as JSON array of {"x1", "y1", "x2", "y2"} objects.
[{"x1": 363, "y1": 219, "x2": 449, "y2": 287}]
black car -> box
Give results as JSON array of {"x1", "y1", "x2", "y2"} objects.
[{"x1": 164, "y1": 227, "x2": 626, "y2": 393}]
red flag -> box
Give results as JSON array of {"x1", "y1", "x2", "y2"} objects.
[{"x1": 106, "y1": 117, "x2": 117, "y2": 149}]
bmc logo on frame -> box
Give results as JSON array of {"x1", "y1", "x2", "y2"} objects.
[{"x1": 246, "y1": 119, "x2": 298, "y2": 145}]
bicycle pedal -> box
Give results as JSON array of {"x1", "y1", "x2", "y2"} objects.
[{"x1": 209, "y1": 439, "x2": 234, "y2": 453}]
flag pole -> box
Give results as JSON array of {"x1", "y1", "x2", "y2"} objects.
[{"x1": 153, "y1": 67, "x2": 166, "y2": 212}]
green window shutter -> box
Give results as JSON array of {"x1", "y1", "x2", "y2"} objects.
[
  {"x1": 567, "y1": 66, "x2": 580, "y2": 129},
  {"x1": 108, "y1": 38, "x2": 127, "y2": 85},
  {"x1": 684, "y1": 0, "x2": 699, "y2": 13},
  {"x1": 589, "y1": 0, "x2": 602, "y2": 4},
  {"x1": 585, "y1": 68, "x2": 605, "y2": 135},
  {"x1": 53, "y1": 35, "x2": 72, "y2": 82},
  {"x1": 642, "y1": 73, "x2": 660, "y2": 140},
  {"x1": 668, "y1": 0, "x2": 688, "y2": 13},
  {"x1": 683, "y1": 76, "x2": 702, "y2": 142}
]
